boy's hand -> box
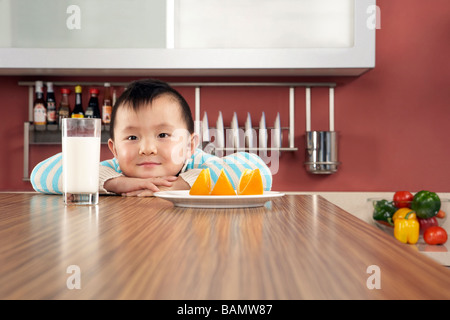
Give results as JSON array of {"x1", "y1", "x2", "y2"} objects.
[
  {"x1": 104, "y1": 175, "x2": 178, "y2": 196},
  {"x1": 122, "y1": 177, "x2": 191, "y2": 197},
  {"x1": 104, "y1": 175, "x2": 190, "y2": 197}
]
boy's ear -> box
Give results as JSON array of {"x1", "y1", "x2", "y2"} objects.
[
  {"x1": 189, "y1": 133, "x2": 199, "y2": 156},
  {"x1": 108, "y1": 139, "x2": 118, "y2": 158}
]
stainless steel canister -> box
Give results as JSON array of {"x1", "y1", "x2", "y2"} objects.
[{"x1": 304, "y1": 131, "x2": 339, "y2": 174}]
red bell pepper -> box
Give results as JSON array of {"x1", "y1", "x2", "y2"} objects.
[{"x1": 417, "y1": 217, "x2": 439, "y2": 235}]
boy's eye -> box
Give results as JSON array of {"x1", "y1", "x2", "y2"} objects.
[
  {"x1": 158, "y1": 133, "x2": 170, "y2": 138},
  {"x1": 127, "y1": 135, "x2": 138, "y2": 141}
]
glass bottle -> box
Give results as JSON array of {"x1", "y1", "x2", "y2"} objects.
[
  {"x1": 46, "y1": 82, "x2": 57, "y2": 125},
  {"x1": 33, "y1": 81, "x2": 46, "y2": 129},
  {"x1": 85, "y1": 88, "x2": 101, "y2": 119},
  {"x1": 58, "y1": 88, "x2": 71, "y2": 127},
  {"x1": 102, "y1": 83, "x2": 112, "y2": 124},
  {"x1": 71, "y1": 85, "x2": 85, "y2": 118}
]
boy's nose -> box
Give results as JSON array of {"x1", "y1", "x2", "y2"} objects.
[{"x1": 139, "y1": 138, "x2": 157, "y2": 155}]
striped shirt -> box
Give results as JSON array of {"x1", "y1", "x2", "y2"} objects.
[{"x1": 30, "y1": 149, "x2": 272, "y2": 194}]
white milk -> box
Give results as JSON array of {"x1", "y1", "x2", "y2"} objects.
[{"x1": 62, "y1": 136, "x2": 100, "y2": 193}]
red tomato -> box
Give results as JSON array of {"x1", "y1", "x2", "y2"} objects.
[
  {"x1": 423, "y1": 226, "x2": 448, "y2": 245},
  {"x1": 393, "y1": 191, "x2": 414, "y2": 208}
]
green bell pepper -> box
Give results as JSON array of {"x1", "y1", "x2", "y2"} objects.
[
  {"x1": 411, "y1": 190, "x2": 441, "y2": 219},
  {"x1": 373, "y1": 199, "x2": 396, "y2": 226}
]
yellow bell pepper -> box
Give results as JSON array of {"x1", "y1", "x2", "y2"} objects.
[
  {"x1": 393, "y1": 207, "x2": 413, "y2": 222},
  {"x1": 394, "y1": 211, "x2": 419, "y2": 244}
]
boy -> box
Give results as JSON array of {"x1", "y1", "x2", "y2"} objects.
[{"x1": 31, "y1": 79, "x2": 272, "y2": 196}]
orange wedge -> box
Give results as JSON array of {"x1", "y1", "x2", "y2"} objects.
[
  {"x1": 189, "y1": 168, "x2": 212, "y2": 195},
  {"x1": 210, "y1": 169, "x2": 236, "y2": 195},
  {"x1": 237, "y1": 169, "x2": 252, "y2": 194},
  {"x1": 237, "y1": 168, "x2": 264, "y2": 195}
]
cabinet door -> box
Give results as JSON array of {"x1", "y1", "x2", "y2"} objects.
[
  {"x1": 0, "y1": 0, "x2": 166, "y2": 48},
  {"x1": 0, "y1": 0, "x2": 375, "y2": 76},
  {"x1": 174, "y1": 0, "x2": 355, "y2": 49}
]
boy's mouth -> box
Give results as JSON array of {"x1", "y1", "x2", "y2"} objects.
[{"x1": 137, "y1": 161, "x2": 161, "y2": 168}]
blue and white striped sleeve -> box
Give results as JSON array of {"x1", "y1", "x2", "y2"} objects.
[
  {"x1": 30, "y1": 153, "x2": 123, "y2": 194},
  {"x1": 184, "y1": 149, "x2": 273, "y2": 191},
  {"x1": 30, "y1": 153, "x2": 63, "y2": 194}
]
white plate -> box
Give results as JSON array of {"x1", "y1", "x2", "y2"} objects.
[{"x1": 154, "y1": 190, "x2": 285, "y2": 208}]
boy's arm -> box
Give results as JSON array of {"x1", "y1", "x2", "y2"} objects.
[
  {"x1": 99, "y1": 166, "x2": 124, "y2": 194},
  {"x1": 119, "y1": 175, "x2": 193, "y2": 197},
  {"x1": 30, "y1": 154, "x2": 127, "y2": 195},
  {"x1": 117, "y1": 169, "x2": 202, "y2": 197},
  {"x1": 103, "y1": 175, "x2": 178, "y2": 196},
  {"x1": 30, "y1": 153, "x2": 63, "y2": 194},
  {"x1": 178, "y1": 169, "x2": 202, "y2": 188}
]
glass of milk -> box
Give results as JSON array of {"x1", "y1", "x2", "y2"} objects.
[{"x1": 62, "y1": 118, "x2": 101, "y2": 205}]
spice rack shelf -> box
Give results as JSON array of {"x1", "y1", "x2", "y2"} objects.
[
  {"x1": 21, "y1": 81, "x2": 337, "y2": 181},
  {"x1": 26, "y1": 123, "x2": 111, "y2": 145}
]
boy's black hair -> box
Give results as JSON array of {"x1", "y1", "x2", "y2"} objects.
[{"x1": 110, "y1": 79, "x2": 194, "y2": 140}]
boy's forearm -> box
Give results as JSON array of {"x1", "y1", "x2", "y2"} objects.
[
  {"x1": 103, "y1": 176, "x2": 136, "y2": 194},
  {"x1": 119, "y1": 176, "x2": 190, "y2": 197},
  {"x1": 103, "y1": 175, "x2": 187, "y2": 195}
]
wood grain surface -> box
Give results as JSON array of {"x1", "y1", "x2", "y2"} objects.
[{"x1": 1, "y1": 192, "x2": 450, "y2": 300}]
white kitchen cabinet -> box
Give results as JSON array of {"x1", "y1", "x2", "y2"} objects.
[{"x1": 0, "y1": 0, "x2": 375, "y2": 76}]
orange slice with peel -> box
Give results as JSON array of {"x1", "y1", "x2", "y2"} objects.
[
  {"x1": 189, "y1": 168, "x2": 212, "y2": 195},
  {"x1": 237, "y1": 169, "x2": 252, "y2": 194},
  {"x1": 237, "y1": 168, "x2": 263, "y2": 195},
  {"x1": 210, "y1": 169, "x2": 236, "y2": 195}
]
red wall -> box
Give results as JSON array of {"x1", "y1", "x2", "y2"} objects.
[{"x1": 1, "y1": 0, "x2": 450, "y2": 193}]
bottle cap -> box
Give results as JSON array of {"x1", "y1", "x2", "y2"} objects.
[
  {"x1": 61, "y1": 88, "x2": 71, "y2": 94},
  {"x1": 104, "y1": 82, "x2": 111, "y2": 87},
  {"x1": 35, "y1": 81, "x2": 43, "y2": 92},
  {"x1": 89, "y1": 88, "x2": 100, "y2": 95},
  {"x1": 75, "y1": 85, "x2": 82, "y2": 93},
  {"x1": 46, "y1": 82, "x2": 53, "y2": 92}
]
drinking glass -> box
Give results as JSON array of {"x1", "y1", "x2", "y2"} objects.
[{"x1": 62, "y1": 118, "x2": 101, "y2": 205}]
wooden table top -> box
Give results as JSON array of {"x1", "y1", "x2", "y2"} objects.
[{"x1": 1, "y1": 192, "x2": 450, "y2": 300}]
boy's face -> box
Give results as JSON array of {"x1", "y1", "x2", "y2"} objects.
[{"x1": 108, "y1": 95, "x2": 197, "y2": 179}]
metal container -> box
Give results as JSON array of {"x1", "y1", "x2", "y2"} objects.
[{"x1": 304, "y1": 131, "x2": 339, "y2": 174}]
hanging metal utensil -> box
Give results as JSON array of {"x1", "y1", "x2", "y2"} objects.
[
  {"x1": 259, "y1": 111, "x2": 267, "y2": 150},
  {"x1": 245, "y1": 112, "x2": 254, "y2": 150},
  {"x1": 273, "y1": 112, "x2": 282, "y2": 149},
  {"x1": 201, "y1": 112, "x2": 211, "y2": 152},
  {"x1": 231, "y1": 112, "x2": 240, "y2": 150},
  {"x1": 216, "y1": 111, "x2": 225, "y2": 151},
  {"x1": 304, "y1": 87, "x2": 340, "y2": 174}
]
